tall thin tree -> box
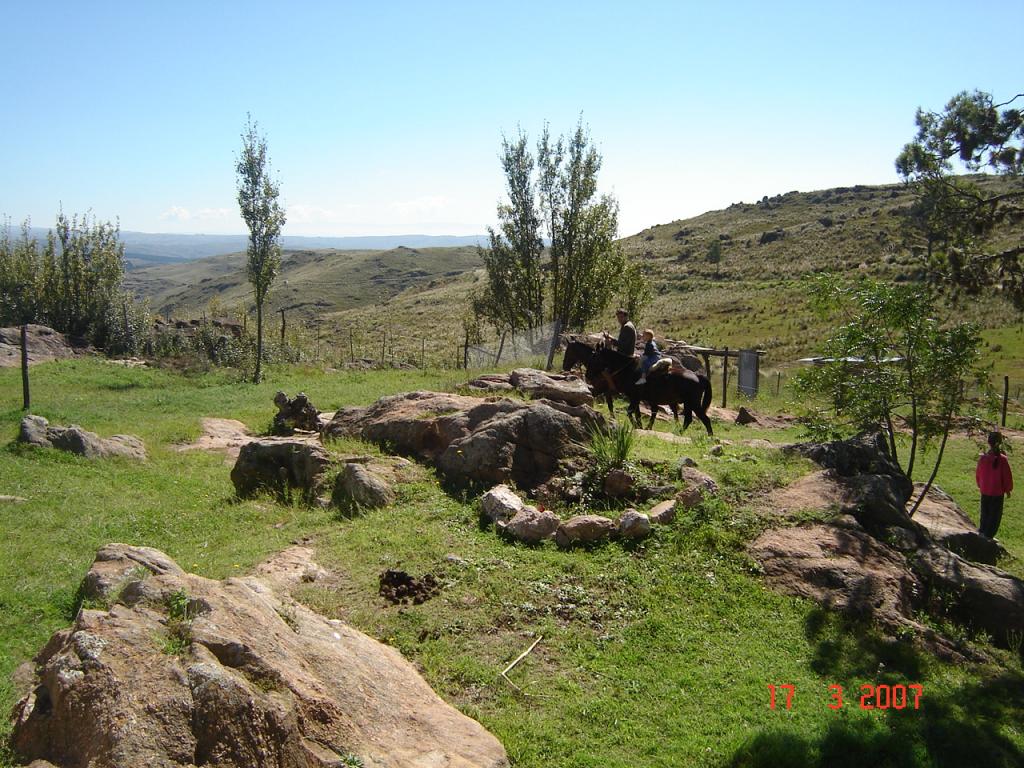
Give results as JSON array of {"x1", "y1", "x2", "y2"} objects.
[{"x1": 236, "y1": 115, "x2": 286, "y2": 383}]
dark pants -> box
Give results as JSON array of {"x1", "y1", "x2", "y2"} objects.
[{"x1": 979, "y1": 494, "x2": 1005, "y2": 539}]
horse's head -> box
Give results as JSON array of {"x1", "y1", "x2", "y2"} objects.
[{"x1": 561, "y1": 339, "x2": 596, "y2": 373}]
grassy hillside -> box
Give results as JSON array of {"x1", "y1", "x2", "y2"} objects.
[
  {"x1": 1, "y1": 359, "x2": 1022, "y2": 767},
  {"x1": 125, "y1": 245, "x2": 483, "y2": 318},
  {"x1": 126, "y1": 177, "x2": 1024, "y2": 380}
]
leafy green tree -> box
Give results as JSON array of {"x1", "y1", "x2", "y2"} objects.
[
  {"x1": 617, "y1": 260, "x2": 653, "y2": 321},
  {"x1": 794, "y1": 277, "x2": 987, "y2": 513},
  {"x1": 0, "y1": 221, "x2": 44, "y2": 326},
  {"x1": 896, "y1": 89, "x2": 1024, "y2": 307},
  {"x1": 537, "y1": 119, "x2": 628, "y2": 368},
  {"x1": 1, "y1": 213, "x2": 127, "y2": 348},
  {"x1": 480, "y1": 131, "x2": 545, "y2": 339},
  {"x1": 479, "y1": 118, "x2": 639, "y2": 369},
  {"x1": 236, "y1": 115, "x2": 286, "y2": 383}
]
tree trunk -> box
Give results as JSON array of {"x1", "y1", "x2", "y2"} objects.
[
  {"x1": 545, "y1": 317, "x2": 563, "y2": 371},
  {"x1": 908, "y1": 404, "x2": 954, "y2": 517},
  {"x1": 21, "y1": 324, "x2": 30, "y2": 410},
  {"x1": 494, "y1": 331, "x2": 507, "y2": 366},
  {"x1": 254, "y1": 300, "x2": 264, "y2": 384}
]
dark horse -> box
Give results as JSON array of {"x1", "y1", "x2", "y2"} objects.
[
  {"x1": 561, "y1": 340, "x2": 714, "y2": 434},
  {"x1": 562, "y1": 339, "x2": 617, "y2": 413}
]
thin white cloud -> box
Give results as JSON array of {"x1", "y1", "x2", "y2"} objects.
[
  {"x1": 159, "y1": 205, "x2": 191, "y2": 222},
  {"x1": 158, "y1": 206, "x2": 230, "y2": 223}
]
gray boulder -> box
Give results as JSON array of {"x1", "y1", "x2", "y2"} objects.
[
  {"x1": 499, "y1": 507, "x2": 561, "y2": 544},
  {"x1": 618, "y1": 509, "x2": 652, "y2": 539},
  {"x1": 0, "y1": 324, "x2": 81, "y2": 367},
  {"x1": 913, "y1": 544, "x2": 1024, "y2": 648},
  {"x1": 508, "y1": 368, "x2": 595, "y2": 407},
  {"x1": 481, "y1": 484, "x2": 527, "y2": 524},
  {"x1": 555, "y1": 515, "x2": 616, "y2": 547},
  {"x1": 19, "y1": 415, "x2": 146, "y2": 461},
  {"x1": 648, "y1": 499, "x2": 677, "y2": 525},
  {"x1": 602, "y1": 468, "x2": 634, "y2": 498},
  {"x1": 678, "y1": 467, "x2": 719, "y2": 508},
  {"x1": 332, "y1": 462, "x2": 395, "y2": 509},
  {"x1": 230, "y1": 438, "x2": 331, "y2": 502}
]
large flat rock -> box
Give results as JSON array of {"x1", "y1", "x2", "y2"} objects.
[{"x1": 11, "y1": 544, "x2": 508, "y2": 768}]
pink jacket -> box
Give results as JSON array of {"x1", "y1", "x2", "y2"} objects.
[{"x1": 976, "y1": 452, "x2": 1013, "y2": 497}]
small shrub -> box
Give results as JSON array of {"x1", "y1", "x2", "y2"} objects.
[
  {"x1": 161, "y1": 588, "x2": 197, "y2": 655},
  {"x1": 588, "y1": 420, "x2": 636, "y2": 474}
]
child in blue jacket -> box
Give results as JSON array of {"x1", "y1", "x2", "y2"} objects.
[{"x1": 636, "y1": 329, "x2": 660, "y2": 385}]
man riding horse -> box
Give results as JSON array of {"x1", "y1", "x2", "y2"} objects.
[{"x1": 561, "y1": 314, "x2": 714, "y2": 434}]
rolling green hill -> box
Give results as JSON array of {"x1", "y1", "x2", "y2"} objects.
[
  {"x1": 127, "y1": 176, "x2": 1023, "y2": 375},
  {"x1": 125, "y1": 245, "x2": 484, "y2": 318}
]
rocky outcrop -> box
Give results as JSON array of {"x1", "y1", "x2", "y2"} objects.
[
  {"x1": 324, "y1": 391, "x2": 599, "y2": 490},
  {"x1": 464, "y1": 368, "x2": 594, "y2": 407},
  {"x1": 272, "y1": 391, "x2": 320, "y2": 435},
  {"x1": 230, "y1": 438, "x2": 331, "y2": 502},
  {"x1": 10, "y1": 545, "x2": 508, "y2": 768},
  {"x1": 910, "y1": 484, "x2": 1004, "y2": 565},
  {"x1": 176, "y1": 417, "x2": 252, "y2": 462},
  {"x1": 0, "y1": 325, "x2": 83, "y2": 367},
  {"x1": 913, "y1": 545, "x2": 1024, "y2": 647},
  {"x1": 786, "y1": 432, "x2": 914, "y2": 536},
  {"x1": 758, "y1": 433, "x2": 1024, "y2": 653},
  {"x1": 751, "y1": 519, "x2": 920, "y2": 626},
  {"x1": 18, "y1": 415, "x2": 146, "y2": 461},
  {"x1": 508, "y1": 368, "x2": 594, "y2": 406}
]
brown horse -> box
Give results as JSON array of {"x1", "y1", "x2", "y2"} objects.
[{"x1": 585, "y1": 347, "x2": 714, "y2": 434}]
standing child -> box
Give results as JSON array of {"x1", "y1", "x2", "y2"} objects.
[
  {"x1": 976, "y1": 431, "x2": 1013, "y2": 539},
  {"x1": 636, "y1": 329, "x2": 660, "y2": 386}
]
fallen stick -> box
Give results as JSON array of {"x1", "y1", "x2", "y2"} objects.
[
  {"x1": 500, "y1": 635, "x2": 543, "y2": 693},
  {"x1": 502, "y1": 634, "x2": 542, "y2": 677}
]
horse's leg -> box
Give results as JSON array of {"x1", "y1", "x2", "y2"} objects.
[
  {"x1": 628, "y1": 399, "x2": 642, "y2": 427},
  {"x1": 682, "y1": 405, "x2": 693, "y2": 431},
  {"x1": 605, "y1": 392, "x2": 615, "y2": 416},
  {"x1": 670, "y1": 403, "x2": 680, "y2": 424},
  {"x1": 646, "y1": 401, "x2": 656, "y2": 430},
  {"x1": 697, "y1": 409, "x2": 713, "y2": 436}
]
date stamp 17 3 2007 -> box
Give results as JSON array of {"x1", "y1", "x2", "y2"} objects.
[{"x1": 768, "y1": 684, "x2": 923, "y2": 711}]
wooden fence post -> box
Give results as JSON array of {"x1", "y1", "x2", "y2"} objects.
[
  {"x1": 421, "y1": 338, "x2": 426, "y2": 369},
  {"x1": 722, "y1": 348, "x2": 729, "y2": 408},
  {"x1": 21, "y1": 324, "x2": 30, "y2": 410},
  {"x1": 279, "y1": 309, "x2": 286, "y2": 346},
  {"x1": 463, "y1": 331, "x2": 470, "y2": 370},
  {"x1": 775, "y1": 371, "x2": 782, "y2": 397},
  {"x1": 1002, "y1": 375, "x2": 1009, "y2": 427},
  {"x1": 315, "y1": 316, "x2": 321, "y2": 362}
]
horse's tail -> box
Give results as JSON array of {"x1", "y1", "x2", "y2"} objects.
[{"x1": 701, "y1": 373, "x2": 713, "y2": 413}]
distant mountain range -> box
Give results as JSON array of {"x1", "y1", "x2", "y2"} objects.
[{"x1": 12, "y1": 227, "x2": 487, "y2": 267}]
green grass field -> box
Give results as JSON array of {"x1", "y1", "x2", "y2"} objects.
[{"x1": 1, "y1": 359, "x2": 1023, "y2": 767}]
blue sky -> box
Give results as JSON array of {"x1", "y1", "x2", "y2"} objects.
[{"x1": 2, "y1": 0, "x2": 1020, "y2": 238}]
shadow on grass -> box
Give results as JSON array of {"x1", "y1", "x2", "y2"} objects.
[{"x1": 729, "y1": 608, "x2": 1024, "y2": 768}]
